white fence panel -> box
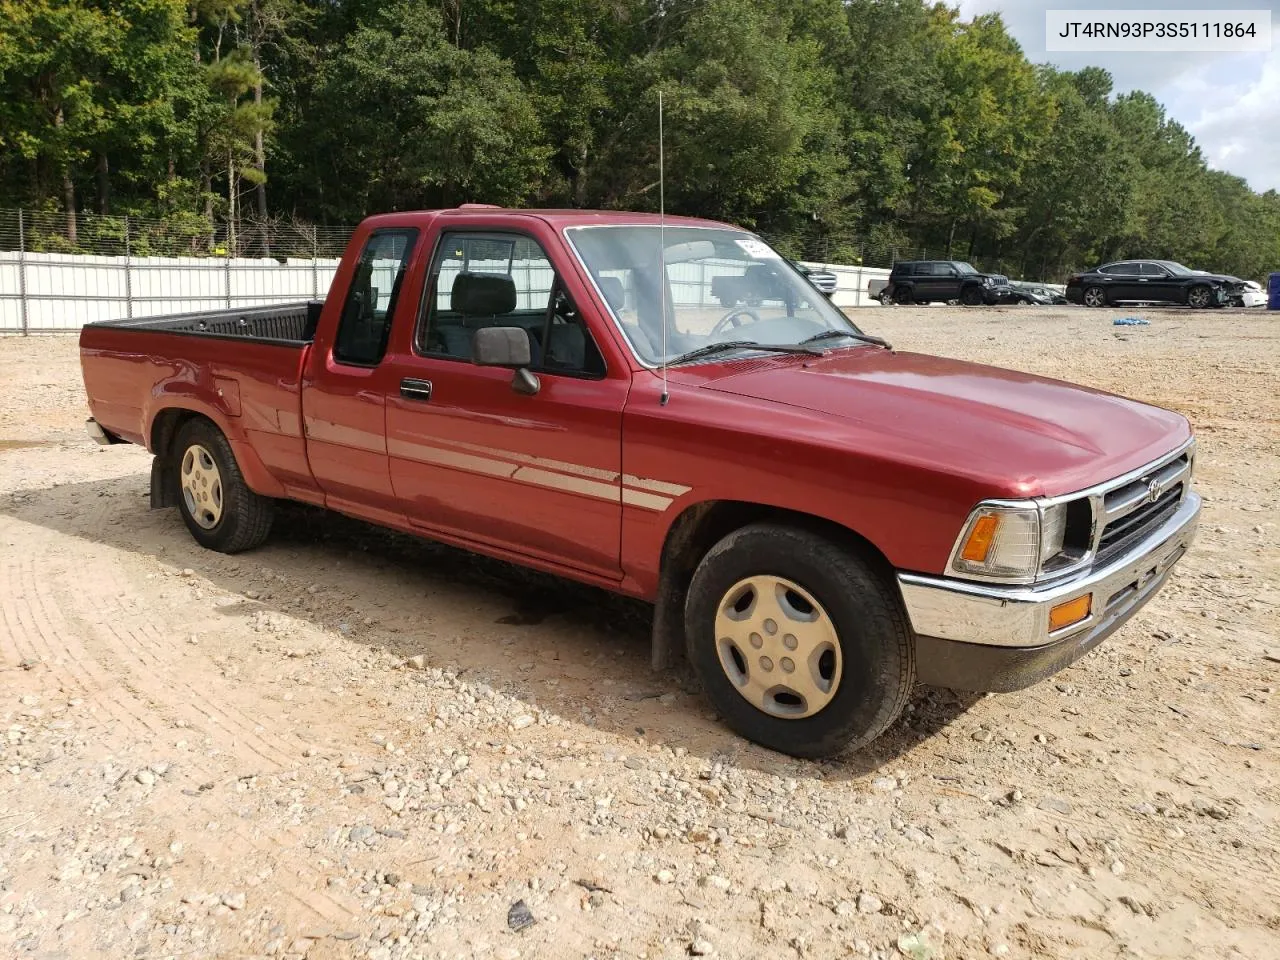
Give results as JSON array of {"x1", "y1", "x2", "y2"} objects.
[
  {"x1": 1, "y1": 251, "x2": 938, "y2": 334},
  {"x1": 0, "y1": 251, "x2": 342, "y2": 332},
  {"x1": 799, "y1": 262, "x2": 892, "y2": 309}
]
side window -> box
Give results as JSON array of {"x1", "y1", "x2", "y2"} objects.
[
  {"x1": 542, "y1": 280, "x2": 606, "y2": 377},
  {"x1": 1140, "y1": 262, "x2": 1167, "y2": 277},
  {"x1": 417, "y1": 232, "x2": 604, "y2": 377},
  {"x1": 333, "y1": 228, "x2": 418, "y2": 366},
  {"x1": 1105, "y1": 263, "x2": 1140, "y2": 276}
]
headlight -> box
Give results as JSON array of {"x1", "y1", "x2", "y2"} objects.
[
  {"x1": 982, "y1": 277, "x2": 994, "y2": 286},
  {"x1": 951, "y1": 502, "x2": 1071, "y2": 582}
]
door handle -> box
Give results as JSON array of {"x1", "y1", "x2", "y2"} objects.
[{"x1": 400, "y1": 378, "x2": 433, "y2": 402}]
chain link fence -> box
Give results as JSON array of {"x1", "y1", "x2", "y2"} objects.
[{"x1": 0, "y1": 208, "x2": 354, "y2": 260}]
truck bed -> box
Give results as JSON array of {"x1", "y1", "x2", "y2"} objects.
[
  {"x1": 80, "y1": 301, "x2": 324, "y2": 500},
  {"x1": 88, "y1": 301, "x2": 324, "y2": 346}
]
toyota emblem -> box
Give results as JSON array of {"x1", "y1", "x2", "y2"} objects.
[{"x1": 1146, "y1": 477, "x2": 1164, "y2": 503}]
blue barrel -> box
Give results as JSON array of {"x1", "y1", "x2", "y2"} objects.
[{"x1": 1270, "y1": 272, "x2": 1280, "y2": 310}]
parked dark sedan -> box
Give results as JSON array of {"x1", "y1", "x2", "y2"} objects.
[
  {"x1": 1065, "y1": 260, "x2": 1239, "y2": 308},
  {"x1": 999, "y1": 281, "x2": 1068, "y2": 305}
]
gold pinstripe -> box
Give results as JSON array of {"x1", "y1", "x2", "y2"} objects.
[{"x1": 388, "y1": 437, "x2": 688, "y2": 512}]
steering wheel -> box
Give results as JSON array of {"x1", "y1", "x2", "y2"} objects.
[{"x1": 709, "y1": 307, "x2": 762, "y2": 339}]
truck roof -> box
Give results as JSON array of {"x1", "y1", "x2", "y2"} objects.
[{"x1": 358, "y1": 207, "x2": 739, "y2": 232}]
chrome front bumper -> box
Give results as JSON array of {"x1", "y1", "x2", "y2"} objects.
[{"x1": 898, "y1": 491, "x2": 1200, "y2": 688}]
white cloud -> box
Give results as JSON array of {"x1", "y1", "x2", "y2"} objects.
[
  {"x1": 955, "y1": 0, "x2": 1280, "y2": 191},
  {"x1": 1177, "y1": 55, "x2": 1280, "y2": 190}
]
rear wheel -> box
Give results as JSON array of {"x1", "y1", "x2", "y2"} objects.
[
  {"x1": 893, "y1": 285, "x2": 916, "y2": 305},
  {"x1": 684, "y1": 523, "x2": 915, "y2": 759},
  {"x1": 1082, "y1": 285, "x2": 1108, "y2": 308},
  {"x1": 173, "y1": 418, "x2": 274, "y2": 553}
]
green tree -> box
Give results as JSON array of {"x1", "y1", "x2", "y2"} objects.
[{"x1": 286, "y1": 1, "x2": 548, "y2": 219}]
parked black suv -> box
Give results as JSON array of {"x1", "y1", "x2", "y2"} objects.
[{"x1": 883, "y1": 261, "x2": 1011, "y2": 306}]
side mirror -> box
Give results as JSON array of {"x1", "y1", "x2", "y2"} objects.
[{"x1": 471, "y1": 326, "x2": 539, "y2": 396}]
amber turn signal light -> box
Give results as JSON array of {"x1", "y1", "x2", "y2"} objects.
[
  {"x1": 1048, "y1": 595, "x2": 1091, "y2": 632},
  {"x1": 960, "y1": 514, "x2": 1000, "y2": 563}
]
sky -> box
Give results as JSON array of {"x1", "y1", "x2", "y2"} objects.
[{"x1": 956, "y1": 0, "x2": 1280, "y2": 193}]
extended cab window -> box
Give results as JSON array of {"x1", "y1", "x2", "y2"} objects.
[
  {"x1": 417, "y1": 232, "x2": 604, "y2": 377},
  {"x1": 333, "y1": 228, "x2": 418, "y2": 366}
]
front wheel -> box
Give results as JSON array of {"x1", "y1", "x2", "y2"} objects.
[
  {"x1": 960, "y1": 286, "x2": 984, "y2": 306},
  {"x1": 1186, "y1": 284, "x2": 1214, "y2": 309},
  {"x1": 172, "y1": 418, "x2": 274, "y2": 553},
  {"x1": 684, "y1": 523, "x2": 915, "y2": 759}
]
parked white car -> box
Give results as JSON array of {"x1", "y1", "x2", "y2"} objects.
[{"x1": 1237, "y1": 280, "x2": 1267, "y2": 308}]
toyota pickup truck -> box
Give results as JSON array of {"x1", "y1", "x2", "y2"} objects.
[{"x1": 79, "y1": 207, "x2": 1201, "y2": 759}]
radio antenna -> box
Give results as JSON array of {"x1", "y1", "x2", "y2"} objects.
[{"x1": 658, "y1": 89, "x2": 670, "y2": 406}]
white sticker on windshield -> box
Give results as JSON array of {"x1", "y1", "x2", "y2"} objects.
[{"x1": 733, "y1": 237, "x2": 780, "y2": 260}]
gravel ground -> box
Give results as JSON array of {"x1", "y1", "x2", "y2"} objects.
[{"x1": 1, "y1": 306, "x2": 1277, "y2": 960}]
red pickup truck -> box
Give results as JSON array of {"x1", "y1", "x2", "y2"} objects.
[{"x1": 80, "y1": 207, "x2": 1201, "y2": 758}]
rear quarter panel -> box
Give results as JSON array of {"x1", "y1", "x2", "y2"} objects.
[{"x1": 79, "y1": 325, "x2": 317, "y2": 500}]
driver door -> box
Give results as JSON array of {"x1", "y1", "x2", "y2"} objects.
[
  {"x1": 1139, "y1": 262, "x2": 1177, "y2": 302},
  {"x1": 381, "y1": 228, "x2": 628, "y2": 578}
]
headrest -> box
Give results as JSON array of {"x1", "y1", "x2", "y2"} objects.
[{"x1": 451, "y1": 272, "x2": 516, "y2": 316}]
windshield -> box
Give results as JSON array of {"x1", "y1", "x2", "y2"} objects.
[
  {"x1": 954, "y1": 262, "x2": 979, "y2": 275},
  {"x1": 1160, "y1": 261, "x2": 1193, "y2": 276},
  {"x1": 565, "y1": 225, "x2": 862, "y2": 365}
]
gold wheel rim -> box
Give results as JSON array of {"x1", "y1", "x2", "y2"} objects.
[
  {"x1": 713, "y1": 575, "x2": 843, "y2": 719},
  {"x1": 180, "y1": 444, "x2": 223, "y2": 530}
]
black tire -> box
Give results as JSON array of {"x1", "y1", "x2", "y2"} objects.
[
  {"x1": 893, "y1": 285, "x2": 916, "y2": 305},
  {"x1": 960, "y1": 285, "x2": 984, "y2": 306},
  {"x1": 1186, "y1": 284, "x2": 1213, "y2": 309},
  {"x1": 172, "y1": 418, "x2": 274, "y2": 553},
  {"x1": 1082, "y1": 285, "x2": 1108, "y2": 308},
  {"x1": 683, "y1": 523, "x2": 915, "y2": 759}
]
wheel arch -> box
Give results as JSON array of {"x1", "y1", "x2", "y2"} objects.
[
  {"x1": 648, "y1": 498, "x2": 898, "y2": 670},
  {"x1": 146, "y1": 404, "x2": 286, "y2": 503}
]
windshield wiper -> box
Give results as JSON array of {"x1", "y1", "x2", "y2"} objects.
[
  {"x1": 799, "y1": 329, "x2": 893, "y2": 350},
  {"x1": 666, "y1": 340, "x2": 824, "y2": 366}
]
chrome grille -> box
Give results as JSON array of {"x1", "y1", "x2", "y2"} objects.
[
  {"x1": 1093, "y1": 451, "x2": 1191, "y2": 565},
  {"x1": 1097, "y1": 483, "x2": 1182, "y2": 563}
]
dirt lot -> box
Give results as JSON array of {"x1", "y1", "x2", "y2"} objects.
[{"x1": 1, "y1": 307, "x2": 1277, "y2": 960}]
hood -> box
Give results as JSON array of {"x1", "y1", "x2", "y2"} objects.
[
  {"x1": 1190, "y1": 271, "x2": 1241, "y2": 285},
  {"x1": 698, "y1": 349, "x2": 1190, "y2": 497}
]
